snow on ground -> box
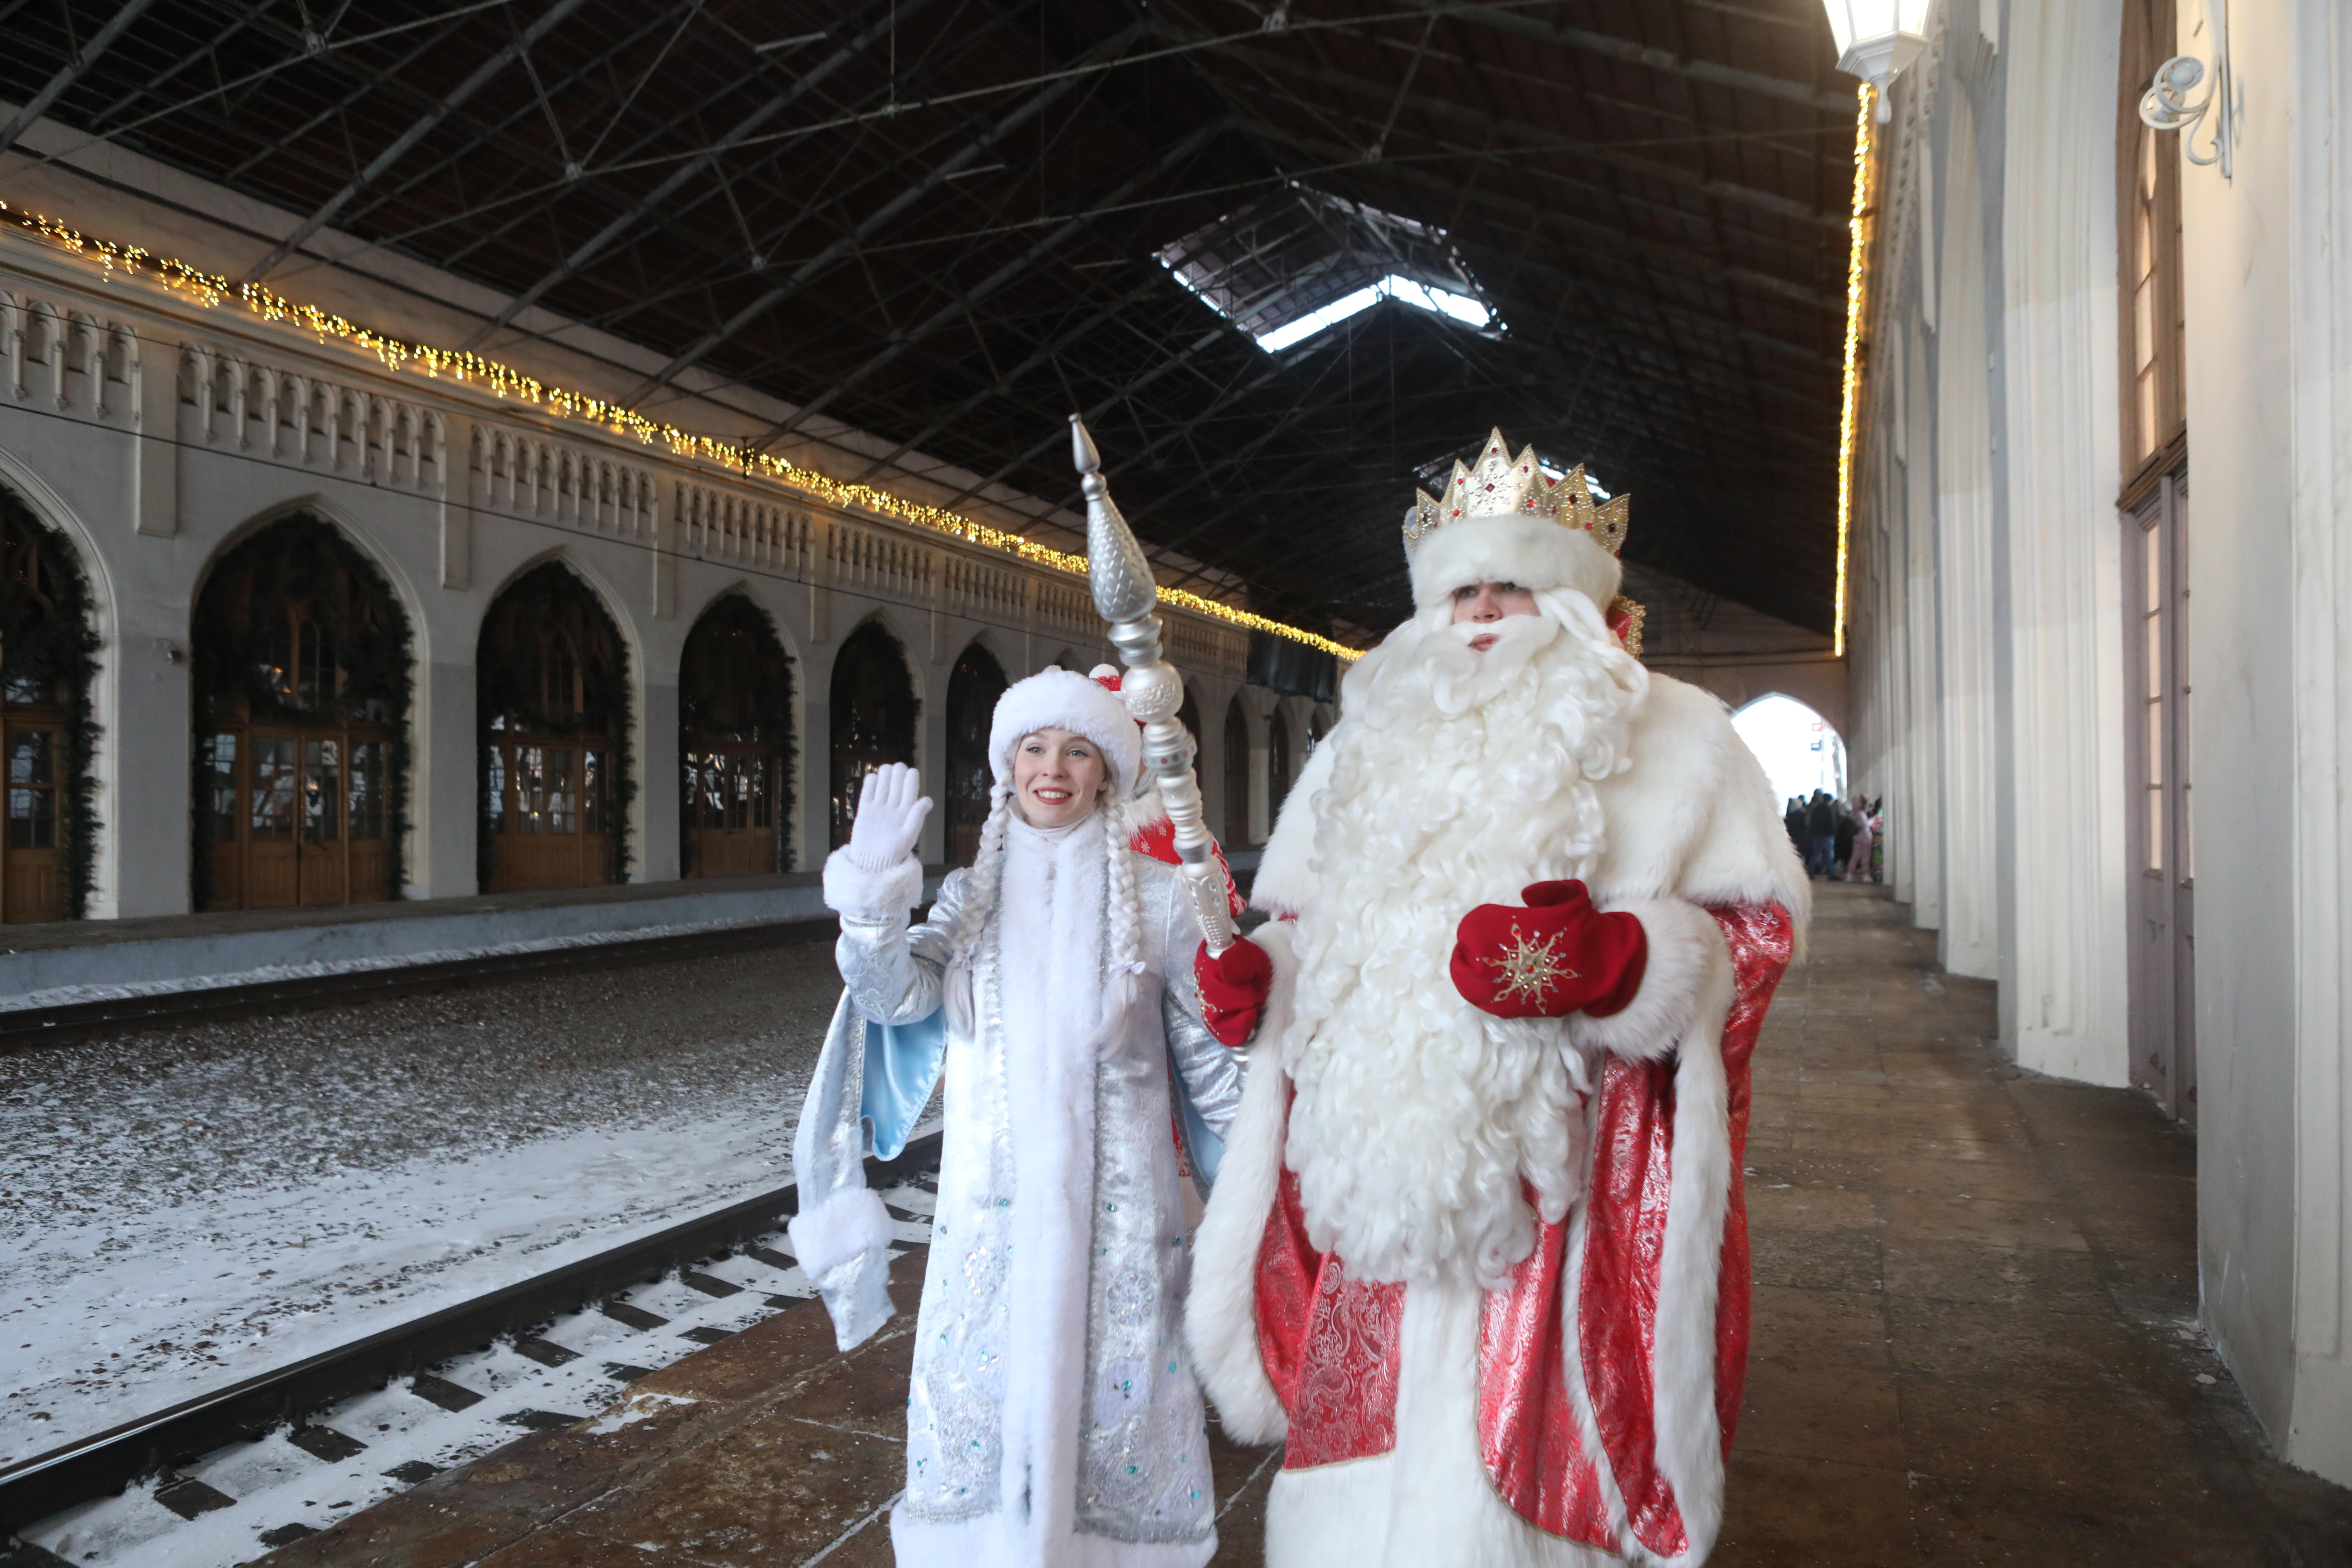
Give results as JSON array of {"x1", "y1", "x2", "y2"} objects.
[{"x1": 0, "y1": 939, "x2": 856, "y2": 1468}]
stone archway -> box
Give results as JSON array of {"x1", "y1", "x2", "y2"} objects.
[
  {"x1": 944, "y1": 640, "x2": 1008, "y2": 866},
  {"x1": 478, "y1": 561, "x2": 631, "y2": 892},
  {"x1": 828, "y1": 619, "x2": 919, "y2": 849},
  {"x1": 1731, "y1": 693, "x2": 1848, "y2": 807},
  {"x1": 0, "y1": 479, "x2": 96, "y2": 922},
  {"x1": 194, "y1": 514, "x2": 411, "y2": 912},
  {"x1": 680, "y1": 594, "x2": 793, "y2": 878}
]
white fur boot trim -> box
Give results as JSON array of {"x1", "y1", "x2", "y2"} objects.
[
  {"x1": 788, "y1": 1184, "x2": 893, "y2": 1279},
  {"x1": 1565, "y1": 898, "x2": 1730, "y2": 1064},
  {"x1": 1186, "y1": 929, "x2": 1295, "y2": 1444},
  {"x1": 822, "y1": 846, "x2": 923, "y2": 918}
]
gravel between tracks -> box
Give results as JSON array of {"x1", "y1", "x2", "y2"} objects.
[{"x1": 0, "y1": 938, "x2": 855, "y2": 1467}]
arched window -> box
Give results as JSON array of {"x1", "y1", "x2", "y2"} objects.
[
  {"x1": 1308, "y1": 705, "x2": 1331, "y2": 753},
  {"x1": 1267, "y1": 705, "x2": 1293, "y2": 814},
  {"x1": 680, "y1": 595, "x2": 793, "y2": 878},
  {"x1": 0, "y1": 484, "x2": 96, "y2": 922},
  {"x1": 830, "y1": 620, "x2": 919, "y2": 848},
  {"x1": 945, "y1": 642, "x2": 1008, "y2": 866},
  {"x1": 195, "y1": 516, "x2": 410, "y2": 911},
  {"x1": 479, "y1": 563, "x2": 629, "y2": 891},
  {"x1": 1223, "y1": 698, "x2": 1252, "y2": 846}
]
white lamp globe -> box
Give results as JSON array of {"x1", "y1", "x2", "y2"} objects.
[{"x1": 1822, "y1": 0, "x2": 1931, "y2": 119}]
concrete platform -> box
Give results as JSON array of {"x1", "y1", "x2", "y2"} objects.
[{"x1": 248, "y1": 883, "x2": 2350, "y2": 1566}]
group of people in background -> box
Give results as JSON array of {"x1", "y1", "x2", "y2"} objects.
[{"x1": 1787, "y1": 789, "x2": 1882, "y2": 883}]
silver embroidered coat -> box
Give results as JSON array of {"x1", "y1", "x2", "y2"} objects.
[{"x1": 830, "y1": 845, "x2": 1246, "y2": 1565}]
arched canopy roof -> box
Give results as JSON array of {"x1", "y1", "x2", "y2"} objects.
[{"x1": 0, "y1": 1, "x2": 1853, "y2": 639}]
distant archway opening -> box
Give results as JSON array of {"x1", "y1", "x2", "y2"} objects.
[
  {"x1": 1732, "y1": 693, "x2": 1847, "y2": 806},
  {"x1": 0, "y1": 482, "x2": 97, "y2": 922},
  {"x1": 1223, "y1": 698, "x2": 1252, "y2": 846},
  {"x1": 680, "y1": 595, "x2": 793, "y2": 878},
  {"x1": 945, "y1": 642, "x2": 1008, "y2": 866},
  {"x1": 1267, "y1": 705, "x2": 1293, "y2": 812},
  {"x1": 478, "y1": 563, "x2": 631, "y2": 892},
  {"x1": 830, "y1": 620, "x2": 919, "y2": 848},
  {"x1": 195, "y1": 515, "x2": 410, "y2": 912}
]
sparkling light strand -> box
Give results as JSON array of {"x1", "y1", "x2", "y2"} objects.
[
  {"x1": 0, "y1": 198, "x2": 1362, "y2": 662},
  {"x1": 1834, "y1": 82, "x2": 1876, "y2": 660}
]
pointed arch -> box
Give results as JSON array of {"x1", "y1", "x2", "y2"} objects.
[
  {"x1": 680, "y1": 592, "x2": 794, "y2": 877},
  {"x1": 945, "y1": 639, "x2": 1010, "y2": 866},
  {"x1": 193, "y1": 512, "x2": 414, "y2": 911},
  {"x1": 830, "y1": 617, "x2": 921, "y2": 848},
  {"x1": 478, "y1": 559, "x2": 632, "y2": 891},
  {"x1": 0, "y1": 473, "x2": 100, "y2": 921}
]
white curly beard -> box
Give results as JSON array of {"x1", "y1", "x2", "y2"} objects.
[{"x1": 1282, "y1": 590, "x2": 1648, "y2": 1290}]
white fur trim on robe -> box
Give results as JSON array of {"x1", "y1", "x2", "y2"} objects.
[
  {"x1": 1186, "y1": 924, "x2": 1298, "y2": 1444},
  {"x1": 823, "y1": 847, "x2": 924, "y2": 919},
  {"x1": 788, "y1": 1185, "x2": 894, "y2": 1278},
  {"x1": 1564, "y1": 898, "x2": 1728, "y2": 1063}
]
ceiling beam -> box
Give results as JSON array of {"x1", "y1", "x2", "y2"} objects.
[
  {"x1": 1408, "y1": 1, "x2": 1850, "y2": 115},
  {"x1": 0, "y1": 0, "x2": 163, "y2": 158},
  {"x1": 241, "y1": 0, "x2": 593, "y2": 285},
  {"x1": 618, "y1": 23, "x2": 1147, "y2": 409}
]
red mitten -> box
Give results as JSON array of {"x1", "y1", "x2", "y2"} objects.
[
  {"x1": 1195, "y1": 935, "x2": 1274, "y2": 1048},
  {"x1": 1449, "y1": 879, "x2": 1648, "y2": 1020}
]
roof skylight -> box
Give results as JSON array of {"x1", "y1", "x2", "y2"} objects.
[{"x1": 1157, "y1": 186, "x2": 1503, "y2": 354}]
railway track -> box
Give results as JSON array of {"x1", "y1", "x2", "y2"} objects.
[
  {"x1": 0, "y1": 915, "x2": 843, "y2": 1051},
  {"x1": 0, "y1": 1131, "x2": 940, "y2": 1567}
]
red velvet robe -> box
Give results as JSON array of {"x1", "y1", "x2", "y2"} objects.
[{"x1": 1251, "y1": 903, "x2": 1794, "y2": 1559}]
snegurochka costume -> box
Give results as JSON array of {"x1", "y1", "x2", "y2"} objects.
[
  {"x1": 790, "y1": 668, "x2": 1251, "y2": 1568},
  {"x1": 1185, "y1": 432, "x2": 1810, "y2": 1568}
]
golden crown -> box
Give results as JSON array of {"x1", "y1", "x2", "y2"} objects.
[{"x1": 1403, "y1": 428, "x2": 1630, "y2": 556}]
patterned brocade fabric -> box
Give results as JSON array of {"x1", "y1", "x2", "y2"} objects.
[
  {"x1": 1250, "y1": 903, "x2": 1795, "y2": 1551},
  {"x1": 1256, "y1": 1163, "x2": 1406, "y2": 1470}
]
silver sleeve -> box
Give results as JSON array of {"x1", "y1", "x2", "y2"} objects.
[
  {"x1": 835, "y1": 867, "x2": 968, "y2": 1024},
  {"x1": 1156, "y1": 866, "x2": 1247, "y2": 1139}
]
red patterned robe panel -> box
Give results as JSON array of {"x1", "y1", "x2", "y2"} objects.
[{"x1": 1252, "y1": 901, "x2": 1795, "y2": 1550}]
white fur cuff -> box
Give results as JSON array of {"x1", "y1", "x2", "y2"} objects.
[
  {"x1": 822, "y1": 848, "x2": 924, "y2": 919},
  {"x1": 788, "y1": 1185, "x2": 894, "y2": 1278},
  {"x1": 1565, "y1": 898, "x2": 1730, "y2": 1063}
]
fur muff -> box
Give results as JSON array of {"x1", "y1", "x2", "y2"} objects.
[
  {"x1": 823, "y1": 847, "x2": 925, "y2": 919},
  {"x1": 988, "y1": 666, "x2": 1143, "y2": 791},
  {"x1": 788, "y1": 1185, "x2": 894, "y2": 1279},
  {"x1": 1405, "y1": 512, "x2": 1623, "y2": 615}
]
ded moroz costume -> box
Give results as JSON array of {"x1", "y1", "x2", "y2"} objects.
[
  {"x1": 790, "y1": 667, "x2": 1248, "y2": 1568},
  {"x1": 1185, "y1": 432, "x2": 1809, "y2": 1568}
]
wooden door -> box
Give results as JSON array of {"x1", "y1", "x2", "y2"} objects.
[
  {"x1": 490, "y1": 737, "x2": 613, "y2": 891},
  {"x1": 687, "y1": 748, "x2": 777, "y2": 878},
  {"x1": 244, "y1": 732, "x2": 302, "y2": 908},
  {"x1": 2, "y1": 716, "x2": 66, "y2": 923},
  {"x1": 2126, "y1": 471, "x2": 2195, "y2": 1122}
]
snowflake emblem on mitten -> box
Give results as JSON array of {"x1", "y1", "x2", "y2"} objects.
[{"x1": 1483, "y1": 922, "x2": 1580, "y2": 1009}]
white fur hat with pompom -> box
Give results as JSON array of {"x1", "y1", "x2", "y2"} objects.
[{"x1": 987, "y1": 667, "x2": 1143, "y2": 793}]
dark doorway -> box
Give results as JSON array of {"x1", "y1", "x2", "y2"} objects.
[
  {"x1": 0, "y1": 485, "x2": 95, "y2": 923},
  {"x1": 479, "y1": 563, "x2": 630, "y2": 892},
  {"x1": 681, "y1": 595, "x2": 793, "y2": 878},
  {"x1": 1223, "y1": 698, "x2": 1252, "y2": 847},
  {"x1": 195, "y1": 516, "x2": 409, "y2": 912},
  {"x1": 1267, "y1": 705, "x2": 1293, "y2": 818},
  {"x1": 945, "y1": 642, "x2": 1008, "y2": 866},
  {"x1": 829, "y1": 620, "x2": 919, "y2": 849}
]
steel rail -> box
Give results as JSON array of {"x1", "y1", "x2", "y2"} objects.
[{"x1": 0, "y1": 1132, "x2": 942, "y2": 1535}]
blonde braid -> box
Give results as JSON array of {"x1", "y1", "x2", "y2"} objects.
[
  {"x1": 1101, "y1": 794, "x2": 1147, "y2": 990},
  {"x1": 950, "y1": 781, "x2": 1015, "y2": 960}
]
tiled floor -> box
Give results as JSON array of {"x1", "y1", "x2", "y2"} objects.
[{"x1": 252, "y1": 883, "x2": 2352, "y2": 1567}]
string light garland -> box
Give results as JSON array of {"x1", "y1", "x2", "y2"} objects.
[
  {"x1": 1833, "y1": 82, "x2": 1876, "y2": 660},
  {"x1": 0, "y1": 197, "x2": 1363, "y2": 662}
]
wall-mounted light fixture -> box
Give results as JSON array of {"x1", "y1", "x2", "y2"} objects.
[
  {"x1": 1821, "y1": 0, "x2": 1930, "y2": 122},
  {"x1": 2140, "y1": 1, "x2": 2233, "y2": 180}
]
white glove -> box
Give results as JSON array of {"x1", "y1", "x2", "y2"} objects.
[{"x1": 845, "y1": 762, "x2": 932, "y2": 871}]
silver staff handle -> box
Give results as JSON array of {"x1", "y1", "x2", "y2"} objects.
[{"x1": 1071, "y1": 415, "x2": 1238, "y2": 958}]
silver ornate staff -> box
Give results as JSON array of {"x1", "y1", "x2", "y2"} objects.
[{"x1": 1071, "y1": 414, "x2": 1238, "y2": 958}]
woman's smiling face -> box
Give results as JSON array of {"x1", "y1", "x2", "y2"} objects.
[{"x1": 1012, "y1": 727, "x2": 1108, "y2": 827}]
